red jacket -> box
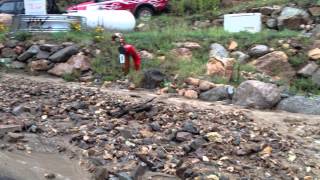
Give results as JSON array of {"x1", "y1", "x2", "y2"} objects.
[{"x1": 123, "y1": 44, "x2": 141, "y2": 71}]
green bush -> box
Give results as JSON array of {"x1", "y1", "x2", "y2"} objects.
[
  {"x1": 291, "y1": 78, "x2": 320, "y2": 95},
  {"x1": 62, "y1": 71, "x2": 81, "y2": 82},
  {"x1": 14, "y1": 32, "x2": 32, "y2": 41},
  {"x1": 289, "y1": 54, "x2": 307, "y2": 68},
  {"x1": 170, "y1": 0, "x2": 220, "y2": 15}
]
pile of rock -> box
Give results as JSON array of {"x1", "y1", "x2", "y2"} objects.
[
  {"x1": 0, "y1": 40, "x2": 92, "y2": 80},
  {"x1": 1, "y1": 77, "x2": 319, "y2": 179}
]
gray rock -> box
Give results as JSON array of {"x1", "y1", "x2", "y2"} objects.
[
  {"x1": 175, "y1": 132, "x2": 193, "y2": 142},
  {"x1": 4, "y1": 40, "x2": 18, "y2": 48},
  {"x1": 189, "y1": 138, "x2": 207, "y2": 151},
  {"x1": 40, "y1": 44, "x2": 60, "y2": 52},
  {"x1": 49, "y1": 45, "x2": 79, "y2": 63},
  {"x1": 7, "y1": 132, "x2": 24, "y2": 142},
  {"x1": 209, "y1": 43, "x2": 229, "y2": 59},
  {"x1": 312, "y1": 69, "x2": 320, "y2": 87},
  {"x1": 279, "y1": 7, "x2": 310, "y2": 20},
  {"x1": 298, "y1": 62, "x2": 319, "y2": 77},
  {"x1": 266, "y1": 18, "x2": 278, "y2": 29},
  {"x1": 312, "y1": 24, "x2": 320, "y2": 37},
  {"x1": 0, "y1": 125, "x2": 22, "y2": 135},
  {"x1": 277, "y1": 7, "x2": 310, "y2": 30},
  {"x1": 12, "y1": 105, "x2": 29, "y2": 116},
  {"x1": 181, "y1": 121, "x2": 199, "y2": 134},
  {"x1": 277, "y1": 96, "x2": 320, "y2": 115},
  {"x1": 248, "y1": 45, "x2": 269, "y2": 58},
  {"x1": 141, "y1": 69, "x2": 166, "y2": 89},
  {"x1": 117, "y1": 172, "x2": 133, "y2": 180},
  {"x1": 11, "y1": 61, "x2": 26, "y2": 69},
  {"x1": 1, "y1": 48, "x2": 17, "y2": 58},
  {"x1": 149, "y1": 122, "x2": 161, "y2": 131},
  {"x1": 36, "y1": 50, "x2": 50, "y2": 59},
  {"x1": 0, "y1": 58, "x2": 13, "y2": 67},
  {"x1": 230, "y1": 51, "x2": 250, "y2": 64},
  {"x1": 199, "y1": 85, "x2": 233, "y2": 102},
  {"x1": 232, "y1": 80, "x2": 281, "y2": 109},
  {"x1": 17, "y1": 45, "x2": 39, "y2": 62},
  {"x1": 93, "y1": 167, "x2": 108, "y2": 180}
]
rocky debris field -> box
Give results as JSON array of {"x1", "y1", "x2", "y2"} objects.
[{"x1": 0, "y1": 75, "x2": 319, "y2": 180}]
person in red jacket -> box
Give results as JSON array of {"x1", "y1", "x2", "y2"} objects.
[{"x1": 112, "y1": 33, "x2": 141, "y2": 75}]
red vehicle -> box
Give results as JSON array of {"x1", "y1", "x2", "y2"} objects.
[{"x1": 67, "y1": 0, "x2": 169, "y2": 19}]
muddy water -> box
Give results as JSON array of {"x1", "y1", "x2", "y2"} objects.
[{"x1": 0, "y1": 151, "x2": 90, "y2": 180}]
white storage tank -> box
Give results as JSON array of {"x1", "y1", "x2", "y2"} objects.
[
  {"x1": 67, "y1": 10, "x2": 136, "y2": 31},
  {"x1": 224, "y1": 13, "x2": 262, "y2": 33}
]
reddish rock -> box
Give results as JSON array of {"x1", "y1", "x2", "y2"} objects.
[
  {"x1": 184, "y1": 90, "x2": 198, "y2": 99},
  {"x1": 48, "y1": 63, "x2": 74, "y2": 76},
  {"x1": 29, "y1": 60, "x2": 51, "y2": 71},
  {"x1": 66, "y1": 54, "x2": 91, "y2": 71},
  {"x1": 170, "y1": 48, "x2": 193, "y2": 61},
  {"x1": 252, "y1": 51, "x2": 295, "y2": 81},
  {"x1": 206, "y1": 57, "x2": 235, "y2": 80},
  {"x1": 185, "y1": 77, "x2": 201, "y2": 86},
  {"x1": 199, "y1": 80, "x2": 216, "y2": 91}
]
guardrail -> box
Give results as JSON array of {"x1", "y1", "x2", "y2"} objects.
[{"x1": 11, "y1": 14, "x2": 86, "y2": 32}]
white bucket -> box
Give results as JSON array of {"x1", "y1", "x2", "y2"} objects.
[{"x1": 67, "y1": 10, "x2": 136, "y2": 31}]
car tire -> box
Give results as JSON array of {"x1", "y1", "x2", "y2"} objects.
[{"x1": 136, "y1": 6, "x2": 154, "y2": 21}]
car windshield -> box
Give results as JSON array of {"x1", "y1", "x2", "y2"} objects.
[{"x1": 0, "y1": 1, "x2": 15, "y2": 12}]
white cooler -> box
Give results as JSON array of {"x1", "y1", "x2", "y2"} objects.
[{"x1": 224, "y1": 13, "x2": 262, "y2": 33}]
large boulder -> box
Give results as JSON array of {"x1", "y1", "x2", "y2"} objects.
[
  {"x1": 29, "y1": 60, "x2": 51, "y2": 71},
  {"x1": 49, "y1": 45, "x2": 78, "y2": 63},
  {"x1": 232, "y1": 80, "x2": 281, "y2": 109},
  {"x1": 252, "y1": 51, "x2": 295, "y2": 80},
  {"x1": 199, "y1": 85, "x2": 234, "y2": 102},
  {"x1": 277, "y1": 7, "x2": 310, "y2": 30},
  {"x1": 1, "y1": 48, "x2": 17, "y2": 58},
  {"x1": 277, "y1": 96, "x2": 320, "y2": 115},
  {"x1": 36, "y1": 50, "x2": 50, "y2": 59},
  {"x1": 206, "y1": 57, "x2": 235, "y2": 80},
  {"x1": 17, "y1": 45, "x2": 40, "y2": 62},
  {"x1": 298, "y1": 62, "x2": 319, "y2": 77},
  {"x1": 141, "y1": 69, "x2": 166, "y2": 89},
  {"x1": 40, "y1": 44, "x2": 60, "y2": 52},
  {"x1": 0, "y1": 13, "x2": 13, "y2": 26},
  {"x1": 48, "y1": 63, "x2": 74, "y2": 76},
  {"x1": 209, "y1": 43, "x2": 229, "y2": 59},
  {"x1": 66, "y1": 54, "x2": 91, "y2": 71},
  {"x1": 312, "y1": 69, "x2": 320, "y2": 87},
  {"x1": 248, "y1": 45, "x2": 269, "y2": 58}
]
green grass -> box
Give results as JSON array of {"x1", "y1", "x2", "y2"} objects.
[
  {"x1": 33, "y1": 19, "x2": 301, "y2": 85},
  {"x1": 289, "y1": 53, "x2": 308, "y2": 68},
  {"x1": 290, "y1": 78, "x2": 320, "y2": 95}
]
